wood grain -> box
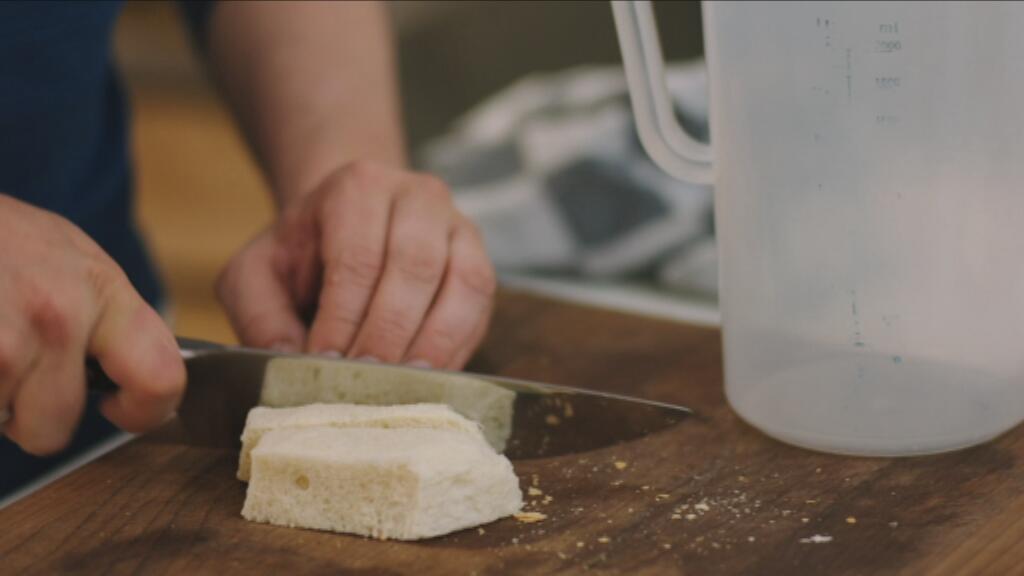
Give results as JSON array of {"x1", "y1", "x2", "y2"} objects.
[{"x1": 3, "y1": 292, "x2": 1024, "y2": 575}]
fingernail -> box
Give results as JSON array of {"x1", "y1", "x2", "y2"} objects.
[
  {"x1": 356, "y1": 356, "x2": 380, "y2": 364},
  {"x1": 271, "y1": 341, "x2": 299, "y2": 353},
  {"x1": 406, "y1": 359, "x2": 432, "y2": 369},
  {"x1": 318, "y1": 350, "x2": 343, "y2": 358}
]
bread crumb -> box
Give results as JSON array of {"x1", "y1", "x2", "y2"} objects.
[
  {"x1": 815, "y1": 467, "x2": 822, "y2": 473},
  {"x1": 685, "y1": 514, "x2": 697, "y2": 521},
  {"x1": 846, "y1": 516, "x2": 857, "y2": 525},
  {"x1": 614, "y1": 461, "x2": 628, "y2": 470},
  {"x1": 662, "y1": 543, "x2": 672, "y2": 550},
  {"x1": 542, "y1": 495, "x2": 553, "y2": 505},
  {"x1": 655, "y1": 493, "x2": 671, "y2": 501},
  {"x1": 799, "y1": 534, "x2": 833, "y2": 544},
  {"x1": 528, "y1": 487, "x2": 543, "y2": 497},
  {"x1": 514, "y1": 512, "x2": 548, "y2": 524},
  {"x1": 564, "y1": 403, "x2": 574, "y2": 418},
  {"x1": 545, "y1": 414, "x2": 561, "y2": 426},
  {"x1": 477, "y1": 528, "x2": 485, "y2": 535},
  {"x1": 610, "y1": 480, "x2": 624, "y2": 487},
  {"x1": 557, "y1": 552, "x2": 568, "y2": 560},
  {"x1": 671, "y1": 514, "x2": 682, "y2": 520},
  {"x1": 694, "y1": 501, "x2": 710, "y2": 513},
  {"x1": 512, "y1": 537, "x2": 519, "y2": 545},
  {"x1": 576, "y1": 541, "x2": 585, "y2": 548},
  {"x1": 889, "y1": 521, "x2": 899, "y2": 528},
  {"x1": 747, "y1": 536, "x2": 756, "y2": 542},
  {"x1": 801, "y1": 517, "x2": 810, "y2": 523},
  {"x1": 641, "y1": 485, "x2": 651, "y2": 491},
  {"x1": 805, "y1": 499, "x2": 817, "y2": 504},
  {"x1": 597, "y1": 536, "x2": 610, "y2": 544}
]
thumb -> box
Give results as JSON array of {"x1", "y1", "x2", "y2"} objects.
[
  {"x1": 90, "y1": 275, "x2": 185, "y2": 433},
  {"x1": 217, "y1": 239, "x2": 307, "y2": 353}
]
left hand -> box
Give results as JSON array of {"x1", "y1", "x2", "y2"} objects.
[{"x1": 217, "y1": 160, "x2": 496, "y2": 370}]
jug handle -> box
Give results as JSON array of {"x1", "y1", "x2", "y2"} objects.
[{"x1": 612, "y1": 0, "x2": 713, "y2": 185}]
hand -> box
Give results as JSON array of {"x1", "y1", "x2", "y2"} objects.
[
  {"x1": 217, "y1": 160, "x2": 496, "y2": 369},
  {"x1": 0, "y1": 195, "x2": 185, "y2": 455}
]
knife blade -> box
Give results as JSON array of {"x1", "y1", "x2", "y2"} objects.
[{"x1": 87, "y1": 337, "x2": 692, "y2": 459}]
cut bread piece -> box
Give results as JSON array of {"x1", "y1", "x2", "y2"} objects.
[
  {"x1": 237, "y1": 403, "x2": 485, "y2": 481},
  {"x1": 241, "y1": 427, "x2": 523, "y2": 540},
  {"x1": 260, "y1": 358, "x2": 515, "y2": 451}
]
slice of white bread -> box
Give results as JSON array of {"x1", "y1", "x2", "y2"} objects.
[
  {"x1": 237, "y1": 403, "x2": 485, "y2": 481},
  {"x1": 241, "y1": 427, "x2": 523, "y2": 540},
  {"x1": 260, "y1": 358, "x2": 515, "y2": 451}
]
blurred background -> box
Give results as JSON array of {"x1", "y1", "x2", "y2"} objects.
[{"x1": 117, "y1": 0, "x2": 710, "y2": 345}]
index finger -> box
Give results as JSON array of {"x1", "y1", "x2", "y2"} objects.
[
  {"x1": 89, "y1": 274, "x2": 185, "y2": 433},
  {"x1": 306, "y1": 164, "x2": 394, "y2": 356}
]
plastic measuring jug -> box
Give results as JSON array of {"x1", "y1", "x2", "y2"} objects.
[{"x1": 613, "y1": 1, "x2": 1024, "y2": 455}]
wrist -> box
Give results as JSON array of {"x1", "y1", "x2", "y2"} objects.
[{"x1": 268, "y1": 121, "x2": 409, "y2": 213}]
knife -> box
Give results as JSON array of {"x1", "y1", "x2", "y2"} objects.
[{"x1": 82, "y1": 337, "x2": 692, "y2": 459}]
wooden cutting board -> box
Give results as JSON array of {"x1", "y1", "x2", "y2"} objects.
[{"x1": 2, "y1": 291, "x2": 1023, "y2": 575}]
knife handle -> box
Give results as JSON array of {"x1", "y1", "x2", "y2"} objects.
[
  {"x1": 85, "y1": 336, "x2": 224, "y2": 394},
  {"x1": 85, "y1": 357, "x2": 119, "y2": 394}
]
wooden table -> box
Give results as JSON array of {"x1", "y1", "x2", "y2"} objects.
[{"x1": 2, "y1": 292, "x2": 1023, "y2": 575}]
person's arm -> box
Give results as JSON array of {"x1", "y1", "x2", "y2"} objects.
[
  {"x1": 207, "y1": 2, "x2": 496, "y2": 369},
  {"x1": 206, "y1": 1, "x2": 406, "y2": 207}
]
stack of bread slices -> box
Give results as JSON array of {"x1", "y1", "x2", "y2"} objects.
[{"x1": 238, "y1": 403, "x2": 523, "y2": 540}]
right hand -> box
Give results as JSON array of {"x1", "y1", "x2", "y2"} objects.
[{"x1": 0, "y1": 195, "x2": 184, "y2": 455}]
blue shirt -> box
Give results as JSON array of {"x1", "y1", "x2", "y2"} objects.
[{"x1": 0, "y1": 0, "x2": 215, "y2": 497}]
